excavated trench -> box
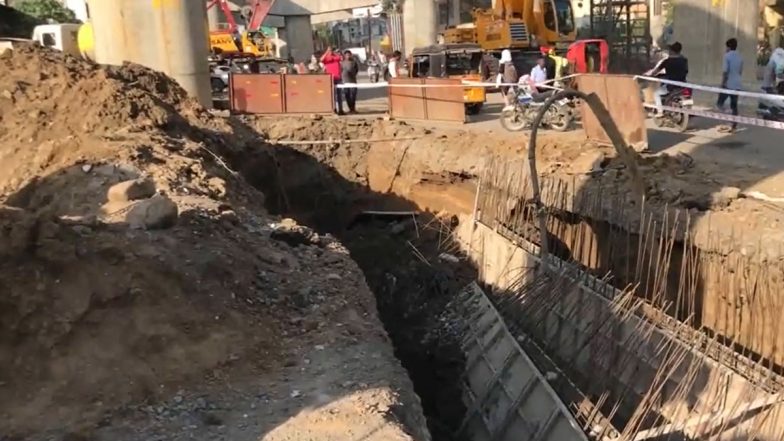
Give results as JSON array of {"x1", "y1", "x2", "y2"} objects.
[{"x1": 239, "y1": 142, "x2": 478, "y2": 440}]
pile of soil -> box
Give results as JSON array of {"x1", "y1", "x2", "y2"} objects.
[{"x1": 0, "y1": 44, "x2": 426, "y2": 441}]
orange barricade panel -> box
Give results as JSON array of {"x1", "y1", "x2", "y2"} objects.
[
  {"x1": 284, "y1": 74, "x2": 334, "y2": 114},
  {"x1": 577, "y1": 74, "x2": 648, "y2": 149},
  {"x1": 423, "y1": 78, "x2": 466, "y2": 123},
  {"x1": 230, "y1": 74, "x2": 284, "y2": 114},
  {"x1": 388, "y1": 78, "x2": 427, "y2": 120}
]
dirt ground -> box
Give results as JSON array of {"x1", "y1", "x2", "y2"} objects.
[
  {"x1": 3, "y1": 41, "x2": 783, "y2": 441},
  {"x1": 0, "y1": 44, "x2": 428, "y2": 441}
]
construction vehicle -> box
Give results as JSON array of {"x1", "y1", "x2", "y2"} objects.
[
  {"x1": 442, "y1": 0, "x2": 577, "y2": 52},
  {"x1": 207, "y1": 0, "x2": 276, "y2": 58},
  {"x1": 409, "y1": 43, "x2": 487, "y2": 115}
]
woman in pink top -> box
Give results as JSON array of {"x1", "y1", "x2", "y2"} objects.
[{"x1": 321, "y1": 47, "x2": 345, "y2": 114}]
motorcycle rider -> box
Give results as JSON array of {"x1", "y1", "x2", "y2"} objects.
[{"x1": 648, "y1": 41, "x2": 689, "y2": 114}]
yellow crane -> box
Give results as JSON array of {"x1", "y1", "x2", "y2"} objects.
[{"x1": 443, "y1": 0, "x2": 577, "y2": 52}]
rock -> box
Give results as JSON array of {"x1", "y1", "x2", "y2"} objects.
[
  {"x1": 174, "y1": 395, "x2": 184, "y2": 404},
  {"x1": 438, "y1": 253, "x2": 460, "y2": 264},
  {"x1": 207, "y1": 177, "x2": 227, "y2": 197},
  {"x1": 326, "y1": 273, "x2": 342, "y2": 281},
  {"x1": 81, "y1": 164, "x2": 93, "y2": 173},
  {"x1": 571, "y1": 151, "x2": 606, "y2": 174},
  {"x1": 290, "y1": 390, "x2": 301, "y2": 398},
  {"x1": 0, "y1": 48, "x2": 12, "y2": 60},
  {"x1": 709, "y1": 186, "x2": 742, "y2": 209},
  {"x1": 125, "y1": 195, "x2": 179, "y2": 230},
  {"x1": 108, "y1": 178, "x2": 156, "y2": 202},
  {"x1": 1, "y1": 89, "x2": 13, "y2": 100}
]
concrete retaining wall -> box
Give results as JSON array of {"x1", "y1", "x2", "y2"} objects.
[{"x1": 455, "y1": 218, "x2": 784, "y2": 440}]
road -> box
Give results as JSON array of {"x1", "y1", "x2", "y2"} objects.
[{"x1": 350, "y1": 72, "x2": 784, "y2": 199}]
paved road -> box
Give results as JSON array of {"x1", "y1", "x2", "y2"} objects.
[{"x1": 351, "y1": 72, "x2": 784, "y2": 198}]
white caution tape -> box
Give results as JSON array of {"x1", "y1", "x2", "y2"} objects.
[
  {"x1": 644, "y1": 103, "x2": 784, "y2": 130},
  {"x1": 636, "y1": 75, "x2": 784, "y2": 102},
  {"x1": 336, "y1": 74, "x2": 574, "y2": 90}
]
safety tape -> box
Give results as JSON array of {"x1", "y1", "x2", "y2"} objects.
[
  {"x1": 643, "y1": 103, "x2": 784, "y2": 130},
  {"x1": 636, "y1": 75, "x2": 784, "y2": 102},
  {"x1": 335, "y1": 75, "x2": 575, "y2": 90}
]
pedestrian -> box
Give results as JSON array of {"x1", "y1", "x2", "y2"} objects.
[
  {"x1": 341, "y1": 50, "x2": 360, "y2": 114},
  {"x1": 387, "y1": 50, "x2": 401, "y2": 80},
  {"x1": 540, "y1": 46, "x2": 557, "y2": 82},
  {"x1": 762, "y1": 47, "x2": 784, "y2": 94},
  {"x1": 308, "y1": 54, "x2": 321, "y2": 73},
  {"x1": 717, "y1": 38, "x2": 743, "y2": 132},
  {"x1": 495, "y1": 49, "x2": 518, "y2": 107},
  {"x1": 530, "y1": 56, "x2": 547, "y2": 87},
  {"x1": 321, "y1": 46, "x2": 345, "y2": 114}
]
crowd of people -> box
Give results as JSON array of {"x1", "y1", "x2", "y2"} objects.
[{"x1": 300, "y1": 47, "x2": 402, "y2": 114}]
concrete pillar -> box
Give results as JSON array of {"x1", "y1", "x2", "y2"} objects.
[
  {"x1": 449, "y1": 0, "x2": 461, "y2": 26},
  {"x1": 154, "y1": 0, "x2": 212, "y2": 108},
  {"x1": 673, "y1": 0, "x2": 759, "y2": 87},
  {"x1": 207, "y1": 1, "x2": 222, "y2": 31},
  {"x1": 87, "y1": 0, "x2": 211, "y2": 108},
  {"x1": 403, "y1": 0, "x2": 437, "y2": 56},
  {"x1": 88, "y1": 0, "x2": 129, "y2": 66}
]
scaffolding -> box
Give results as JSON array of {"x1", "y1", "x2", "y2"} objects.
[{"x1": 590, "y1": 0, "x2": 651, "y2": 68}]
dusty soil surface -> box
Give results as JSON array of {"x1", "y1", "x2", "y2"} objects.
[
  {"x1": 246, "y1": 115, "x2": 784, "y2": 259},
  {"x1": 0, "y1": 44, "x2": 427, "y2": 441}
]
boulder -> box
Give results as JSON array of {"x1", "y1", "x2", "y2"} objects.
[
  {"x1": 107, "y1": 178, "x2": 156, "y2": 202},
  {"x1": 125, "y1": 195, "x2": 178, "y2": 230}
]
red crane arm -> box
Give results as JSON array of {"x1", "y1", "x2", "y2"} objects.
[
  {"x1": 206, "y1": 0, "x2": 239, "y2": 33},
  {"x1": 246, "y1": 0, "x2": 275, "y2": 31}
]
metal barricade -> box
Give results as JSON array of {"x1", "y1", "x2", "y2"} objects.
[
  {"x1": 229, "y1": 73, "x2": 334, "y2": 114},
  {"x1": 388, "y1": 78, "x2": 466, "y2": 123},
  {"x1": 576, "y1": 74, "x2": 648, "y2": 150}
]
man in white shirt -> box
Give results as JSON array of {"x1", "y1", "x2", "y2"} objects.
[
  {"x1": 387, "y1": 50, "x2": 401, "y2": 80},
  {"x1": 530, "y1": 56, "x2": 547, "y2": 90}
]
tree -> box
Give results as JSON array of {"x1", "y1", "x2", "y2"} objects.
[{"x1": 15, "y1": 0, "x2": 78, "y2": 23}]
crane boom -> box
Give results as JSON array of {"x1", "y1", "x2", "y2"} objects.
[{"x1": 246, "y1": 0, "x2": 275, "y2": 31}]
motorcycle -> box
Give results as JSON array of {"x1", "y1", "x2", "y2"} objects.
[
  {"x1": 757, "y1": 83, "x2": 784, "y2": 122},
  {"x1": 499, "y1": 87, "x2": 573, "y2": 132},
  {"x1": 651, "y1": 87, "x2": 693, "y2": 132},
  {"x1": 367, "y1": 61, "x2": 380, "y2": 83}
]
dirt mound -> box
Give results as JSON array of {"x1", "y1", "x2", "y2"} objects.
[{"x1": 0, "y1": 45, "x2": 425, "y2": 440}]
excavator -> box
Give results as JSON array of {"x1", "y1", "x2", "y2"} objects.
[
  {"x1": 207, "y1": 0, "x2": 276, "y2": 58},
  {"x1": 443, "y1": 0, "x2": 576, "y2": 52}
]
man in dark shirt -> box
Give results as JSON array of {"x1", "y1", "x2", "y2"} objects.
[
  {"x1": 650, "y1": 41, "x2": 688, "y2": 113},
  {"x1": 341, "y1": 50, "x2": 360, "y2": 114},
  {"x1": 540, "y1": 46, "x2": 557, "y2": 82}
]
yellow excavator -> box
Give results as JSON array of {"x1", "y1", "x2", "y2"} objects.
[{"x1": 443, "y1": 0, "x2": 576, "y2": 52}]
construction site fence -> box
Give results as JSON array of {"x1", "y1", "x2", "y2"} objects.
[
  {"x1": 229, "y1": 73, "x2": 335, "y2": 115},
  {"x1": 387, "y1": 78, "x2": 466, "y2": 123}
]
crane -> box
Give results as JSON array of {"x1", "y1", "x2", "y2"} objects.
[
  {"x1": 207, "y1": 0, "x2": 277, "y2": 58},
  {"x1": 443, "y1": 0, "x2": 577, "y2": 52}
]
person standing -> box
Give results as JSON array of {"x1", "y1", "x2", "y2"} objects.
[
  {"x1": 321, "y1": 47, "x2": 345, "y2": 114},
  {"x1": 387, "y1": 50, "x2": 401, "y2": 80},
  {"x1": 717, "y1": 38, "x2": 743, "y2": 131},
  {"x1": 540, "y1": 46, "x2": 557, "y2": 82},
  {"x1": 495, "y1": 49, "x2": 518, "y2": 107},
  {"x1": 341, "y1": 50, "x2": 360, "y2": 114}
]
